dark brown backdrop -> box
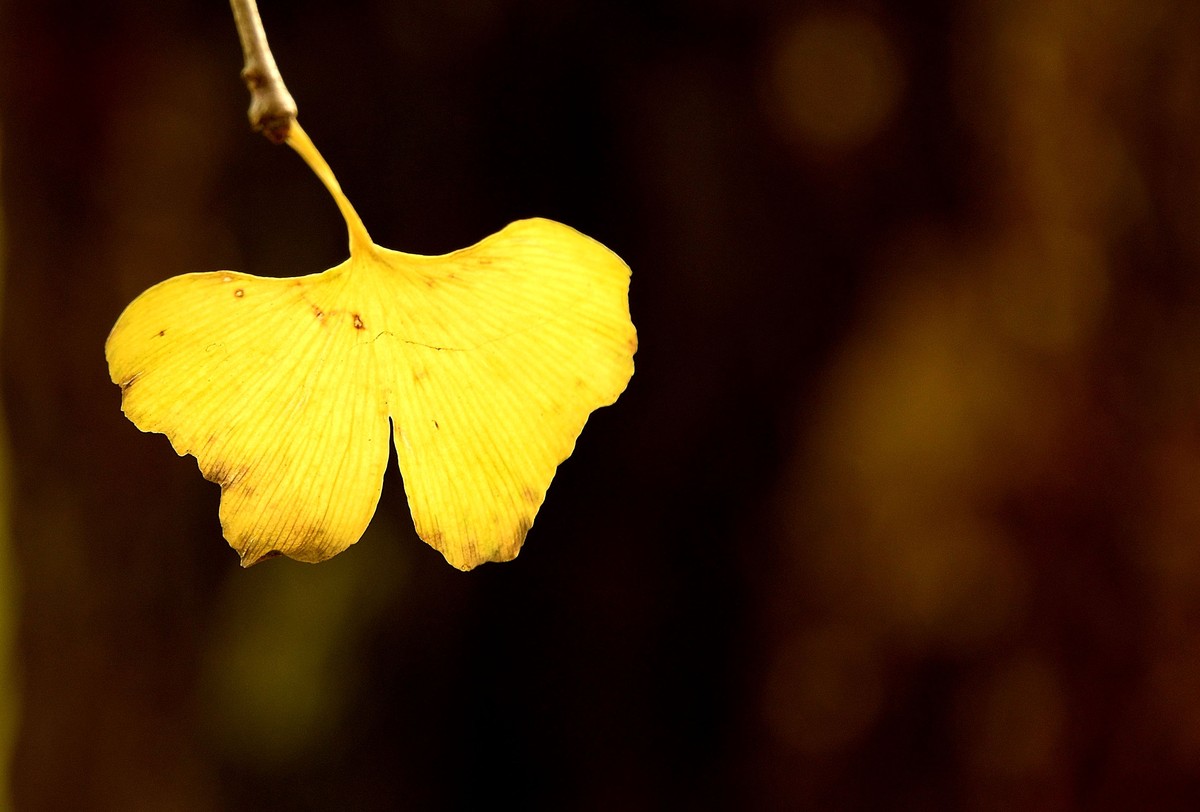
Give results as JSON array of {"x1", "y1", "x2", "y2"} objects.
[{"x1": 5, "y1": 0, "x2": 1200, "y2": 809}]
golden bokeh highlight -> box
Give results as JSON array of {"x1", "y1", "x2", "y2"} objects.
[
  {"x1": 200, "y1": 524, "x2": 405, "y2": 767},
  {"x1": 759, "y1": 2, "x2": 1174, "y2": 799},
  {"x1": 762, "y1": 11, "x2": 904, "y2": 153}
]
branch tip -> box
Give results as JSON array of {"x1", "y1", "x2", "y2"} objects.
[{"x1": 230, "y1": 0, "x2": 296, "y2": 143}]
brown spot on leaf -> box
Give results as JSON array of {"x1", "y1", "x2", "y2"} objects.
[
  {"x1": 313, "y1": 305, "x2": 324, "y2": 320},
  {"x1": 156, "y1": 329, "x2": 166, "y2": 337},
  {"x1": 460, "y1": 537, "x2": 479, "y2": 563},
  {"x1": 119, "y1": 371, "x2": 142, "y2": 392},
  {"x1": 515, "y1": 515, "x2": 533, "y2": 541},
  {"x1": 234, "y1": 289, "x2": 245, "y2": 298},
  {"x1": 353, "y1": 313, "x2": 364, "y2": 330},
  {"x1": 207, "y1": 460, "x2": 251, "y2": 488},
  {"x1": 294, "y1": 525, "x2": 328, "y2": 548},
  {"x1": 241, "y1": 549, "x2": 283, "y2": 567}
]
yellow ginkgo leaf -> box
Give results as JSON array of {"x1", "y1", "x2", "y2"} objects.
[{"x1": 106, "y1": 122, "x2": 636, "y2": 570}]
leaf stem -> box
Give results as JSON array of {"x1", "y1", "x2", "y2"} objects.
[
  {"x1": 230, "y1": 0, "x2": 297, "y2": 143},
  {"x1": 230, "y1": 1, "x2": 373, "y2": 254},
  {"x1": 286, "y1": 122, "x2": 375, "y2": 256}
]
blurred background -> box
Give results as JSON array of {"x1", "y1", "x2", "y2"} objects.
[{"x1": 4, "y1": 0, "x2": 1200, "y2": 808}]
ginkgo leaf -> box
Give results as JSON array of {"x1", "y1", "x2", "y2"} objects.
[{"x1": 106, "y1": 123, "x2": 636, "y2": 570}]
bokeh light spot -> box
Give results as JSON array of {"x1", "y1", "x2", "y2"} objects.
[{"x1": 763, "y1": 11, "x2": 904, "y2": 154}]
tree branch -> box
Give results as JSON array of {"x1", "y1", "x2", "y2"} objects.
[{"x1": 230, "y1": 0, "x2": 296, "y2": 143}]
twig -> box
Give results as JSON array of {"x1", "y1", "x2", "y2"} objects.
[{"x1": 230, "y1": 0, "x2": 297, "y2": 143}]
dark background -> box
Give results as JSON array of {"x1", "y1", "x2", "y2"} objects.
[{"x1": 5, "y1": 0, "x2": 1200, "y2": 809}]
